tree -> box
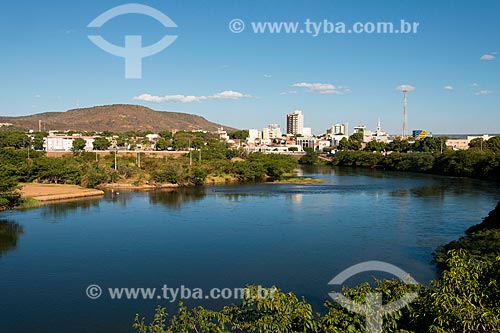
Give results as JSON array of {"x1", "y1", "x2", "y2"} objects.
[
  {"x1": 191, "y1": 137, "x2": 205, "y2": 150},
  {"x1": 338, "y1": 137, "x2": 349, "y2": 151},
  {"x1": 299, "y1": 150, "x2": 319, "y2": 165},
  {"x1": 364, "y1": 140, "x2": 386, "y2": 152},
  {"x1": 32, "y1": 132, "x2": 47, "y2": 150},
  {"x1": 0, "y1": 127, "x2": 29, "y2": 149},
  {"x1": 387, "y1": 138, "x2": 410, "y2": 153},
  {"x1": 189, "y1": 168, "x2": 207, "y2": 186},
  {"x1": 172, "y1": 137, "x2": 189, "y2": 151},
  {"x1": 413, "y1": 137, "x2": 447, "y2": 153},
  {"x1": 349, "y1": 132, "x2": 364, "y2": 144},
  {"x1": 487, "y1": 136, "x2": 500, "y2": 153},
  {"x1": 288, "y1": 146, "x2": 298, "y2": 152},
  {"x1": 469, "y1": 138, "x2": 486, "y2": 150},
  {"x1": 116, "y1": 136, "x2": 127, "y2": 147},
  {"x1": 0, "y1": 165, "x2": 20, "y2": 209},
  {"x1": 158, "y1": 130, "x2": 173, "y2": 139},
  {"x1": 72, "y1": 138, "x2": 86, "y2": 153},
  {"x1": 344, "y1": 133, "x2": 363, "y2": 151},
  {"x1": 92, "y1": 137, "x2": 110, "y2": 151},
  {"x1": 229, "y1": 130, "x2": 249, "y2": 140},
  {"x1": 348, "y1": 139, "x2": 362, "y2": 151},
  {"x1": 155, "y1": 138, "x2": 171, "y2": 151}
]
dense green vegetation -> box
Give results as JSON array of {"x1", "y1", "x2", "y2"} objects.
[
  {"x1": 133, "y1": 201, "x2": 500, "y2": 333},
  {"x1": 331, "y1": 149, "x2": 500, "y2": 180},
  {"x1": 0, "y1": 139, "x2": 298, "y2": 209},
  {"x1": 330, "y1": 136, "x2": 500, "y2": 180},
  {"x1": 0, "y1": 126, "x2": 298, "y2": 209},
  {"x1": 299, "y1": 148, "x2": 320, "y2": 165}
]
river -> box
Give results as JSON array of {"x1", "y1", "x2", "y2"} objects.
[{"x1": 0, "y1": 166, "x2": 498, "y2": 333}]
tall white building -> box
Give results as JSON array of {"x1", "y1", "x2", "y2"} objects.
[{"x1": 286, "y1": 110, "x2": 304, "y2": 135}]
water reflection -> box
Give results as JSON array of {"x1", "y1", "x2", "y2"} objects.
[
  {"x1": 40, "y1": 199, "x2": 101, "y2": 220},
  {"x1": 287, "y1": 193, "x2": 303, "y2": 205},
  {"x1": 0, "y1": 220, "x2": 23, "y2": 257},
  {"x1": 148, "y1": 188, "x2": 207, "y2": 209}
]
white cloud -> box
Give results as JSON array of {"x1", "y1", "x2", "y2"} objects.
[
  {"x1": 279, "y1": 90, "x2": 297, "y2": 95},
  {"x1": 469, "y1": 83, "x2": 493, "y2": 95},
  {"x1": 443, "y1": 86, "x2": 454, "y2": 91},
  {"x1": 33, "y1": 94, "x2": 41, "y2": 98},
  {"x1": 211, "y1": 90, "x2": 249, "y2": 100},
  {"x1": 480, "y1": 54, "x2": 496, "y2": 61},
  {"x1": 396, "y1": 84, "x2": 416, "y2": 92},
  {"x1": 133, "y1": 90, "x2": 251, "y2": 103},
  {"x1": 263, "y1": 74, "x2": 272, "y2": 78},
  {"x1": 292, "y1": 82, "x2": 350, "y2": 95}
]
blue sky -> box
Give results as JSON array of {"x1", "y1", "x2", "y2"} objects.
[{"x1": 1, "y1": 0, "x2": 499, "y2": 134}]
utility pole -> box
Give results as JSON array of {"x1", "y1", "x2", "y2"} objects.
[
  {"x1": 114, "y1": 149, "x2": 117, "y2": 171},
  {"x1": 189, "y1": 139, "x2": 192, "y2": 166},
  {"x1": 137, "y1": 152, "x2": 141, "y2": 168}
]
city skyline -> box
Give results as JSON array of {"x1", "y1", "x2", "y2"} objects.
[{"x1": 1, "y1": 0, "x2": 499, "y2": 134}]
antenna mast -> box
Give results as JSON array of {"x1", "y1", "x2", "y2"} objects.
[{"x1": 402, "y1": 89, "x2": 408, "y2": 139}]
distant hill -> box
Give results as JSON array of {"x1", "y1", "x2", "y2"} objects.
[{"x1": 0, "y1": 104, "x2": 238, "y2": 133}]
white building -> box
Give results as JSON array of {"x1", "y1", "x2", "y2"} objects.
[
  {"x1": 262, "y1": 125, "x2": 282, "y2": 140},
  {"x1": 248, "y1": 129, "x2": 261, "y2": 143},
  {"x1": 327, "y1": 123, "x2": 349, "y2": 136},
  {"x1": 467, "y1": 134, "x2": 495, "y2": 143},
  {"x1": 295, "y1": 137, "x2": 316, "y2": 149},
  {"x1": 329, "y1": 135, "x2": 348, "y2": 147},
  {"x1": 302, "y1": 127, "x2": 312, "y2": 137},
  {"x1": 370, "y1": 118, "x2": 390, "y2": 143},
  {"x1": 217, "y1": 127, "x2": 229, "y2": 141},
  {"x1": 146, "y1": 134, "x2": 160, "y2": 141},
  {"x1": 353, "y1": 120, "x2": 390, "y2": 143},
  {"x1": 45, "y1": 135, "x2": 95, "y2": 152}
]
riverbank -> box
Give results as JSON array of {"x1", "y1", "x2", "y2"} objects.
[
  {"x1": 330, "y1": 150, "x2": 500, "y2": 181},
  {"x1": 98, "y1": 183, "x2": 179, "y2": 190},
  {"x1": 20, "y1": 183, "x2": 104, "y2": 202},
  {"x1": 267, "y1": 177, "x2": 325, "y2": 184}
]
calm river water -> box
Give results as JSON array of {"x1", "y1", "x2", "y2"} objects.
[{"x1": 0, "y1": 166, "x2": 498, "y2": 333}]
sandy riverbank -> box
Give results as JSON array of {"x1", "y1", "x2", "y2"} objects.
[{"x1": 20, "y1": 184, "x2": 104, "y2": 202}]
